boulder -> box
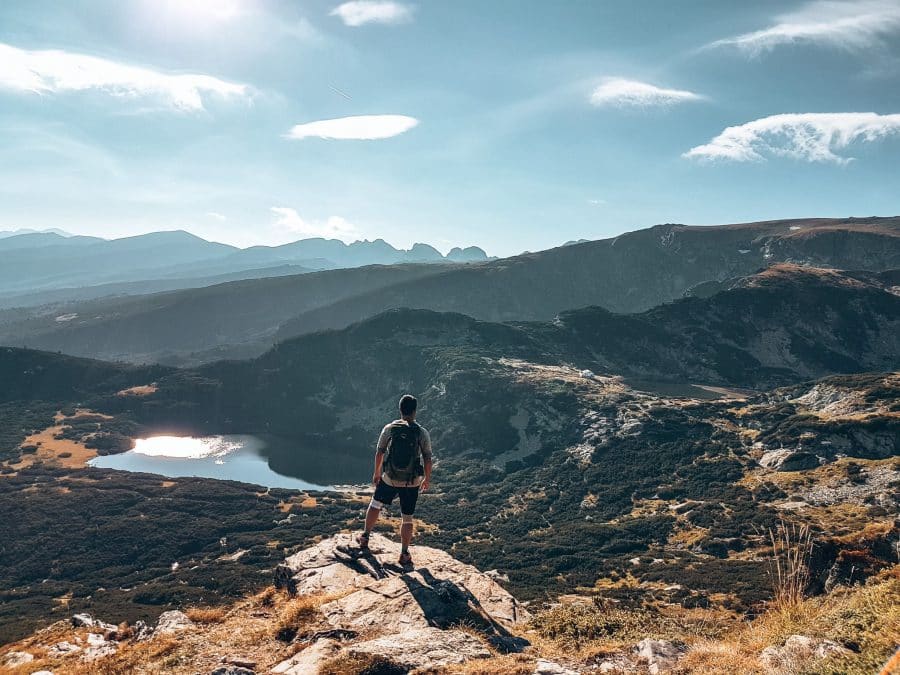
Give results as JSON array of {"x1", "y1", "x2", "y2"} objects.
[
  {"x1": 534, "y1": 658, "x2": 581, "y2": 674},
  {"x1": 71, "y1": 613, "x2": 94, "y2": 628},
  {"x1": 2, "y1": 651, "x2": 34, "y2": 667},
  {"x1": 759, "y1": 449, "x2": 820, "y2": 471},
  {"x1": 272, "y1": 534, "x2": 531, "y2": 673},
  {"x1": 634, "y1": 638, "x2": 683, "y2": 674},
  {"x1": 760, "y1": 634, "x2": 852, "y2": 671},
  {"x1": 83, "y1": 632, "x2": 117, "y2": 660},
  {"x1": 270, "y1": 638, "x2": 341, "y2": 674},
  {"x1": 48, "y1": 641, "x2": 81, "y2": 657},
  {"x1": 346, "y1": 627, "x2": 491, "y2": 669},
  {"x1": 131, "y1": 620, "x2": 154, "y2": 641},
  {"x1": 281, "y1": 533, "x2": 528, "y2": 634},
  {"x1": 153, "y1": 610, "x2": 194, "y2": 635},
  {"x1": 220, "y1": 656, "x2": 257, "y2": 669}
]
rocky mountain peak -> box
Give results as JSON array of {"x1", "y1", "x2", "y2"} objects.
[{"x1": 271, "y1": 533, "x2": 531, "y2": 671}]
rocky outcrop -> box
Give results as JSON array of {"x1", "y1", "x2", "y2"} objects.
[
  {"x1": 153, "y1": 610, "x2": 194, "y2": 635},
  {"x1": 272, "y1": 533, "x2": 530, "y2": 672},
  {"x1": 2, "y1": 651, "x2": 34, "y2": 667},
  {"x1": 634, "y1": 638, "x2": 684, "y2": 674},
  {"x1": 347, "y1": 627, "x2": 492, "y2": 667},
  {"x1": 759, "y1": 449, "x2": 820, "y2": 471},
  {"x1": 759, "y1": 634, "x2": 852, "y2": 672}
]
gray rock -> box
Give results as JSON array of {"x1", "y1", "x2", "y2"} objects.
[
  {"x1": 2, "y1": 651, "x2": 34, "y2": 667},
  {"x1": 48, "y1": 641, "x2": 81, "y2": 657},
  {"x1": 634, "y1": 638, "x2": 683, "y2": 674},
  {"x1": 153, "y1": 610, "x2": 194, "y2": 635},
  {"x1": 272, "y1": 534, "x2": 532, "y2": 673},
  {"x1": 281, "y1": 533, "x2": 528, "y2": 637},
  {"x1": 220, "y1": 656, "x2": 257, "y2": 669},
  {"x1": 347, "y1": 627, "x2": 491, "y2": 668},
  {"x1": 131, "y1": 619, "x2": 154, "y2": 641},
  {"x1": 759, "y1": 449, "x2": 820, "y2": 471},
  {"x1": 83, "y1": 632, "x2": 117, "y2": 660},
  {"x1": 534, "y1": 658, "x2": 581, "y2": 674},
  {"x1": 71, "y1": 613, "x2": 94, "y2": 627},
  {"x1": 485, "y1": 569, "x2": 510, "y2": 582},
  {"x1": 760, "y1": 634, "x2": 852, "y2": 671},
  {"x1": 270, "y1": 638, "x2": 341, "y2": 674},
  {"x1": 210, "y1": 668, "x2": 254, "y2": 675}
]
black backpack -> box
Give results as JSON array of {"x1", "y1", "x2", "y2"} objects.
[{"x1": 385, "y1": 421, "x2": 422, "y2": 484}]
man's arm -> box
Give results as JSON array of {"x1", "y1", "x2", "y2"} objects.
[
  {"x1": 420, "y1": 428, "x2": 433, "y2": 492},
  {"x1": 372, "y1": 449, "x2": 385, "y2": 487},
  {"x1": 372, "y1": 427, "x2": 388, "y2": 487},
  {"x1": 421, "y1": 456, "x2": 432, "y2": 492}
]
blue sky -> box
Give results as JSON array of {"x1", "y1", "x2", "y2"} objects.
[{"x1": 1, "y1": 0, "x2": 899, "y2": 256}]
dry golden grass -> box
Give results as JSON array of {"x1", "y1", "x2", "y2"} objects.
[
  {"x1": 185, "y1": 607, "x2": 228, "y2": 624},
  {"x1": 440, "y1": 653, "x2": 535, "y2": 674},
  {"x1": 767, "y1": 519, "x2": 812, "y2": 609},
  {"x1": 677, "y1": 568, "x2": 900, "y2": 675},
  {"x1": 274, "y1": 592, "x2": 339, "y2": 641},
  {"x1": 675, "y1": 640, "x2": 765, "y2": 674},
  {"x1": 318, "y1": 652, "x2": 406, "y2": 675}
]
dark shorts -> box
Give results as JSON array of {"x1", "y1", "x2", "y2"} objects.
[{"x1": 372, "y1": 479, "x2": 420, "y2": 515}]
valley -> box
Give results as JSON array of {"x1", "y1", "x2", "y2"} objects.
[
  {"x1": 1, "y1": 261, "x2": 896, "y2": 662},
  {"x1": 0, "y1": 221, "x2": 897, "y2": 673}
]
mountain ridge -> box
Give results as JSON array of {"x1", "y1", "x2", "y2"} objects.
[
  {"x1": 0, "y1": 230, "x2": 491, "y2": 298},
  {"x1": 3, "y1": 217, "x2": 898, "y2": 365}
]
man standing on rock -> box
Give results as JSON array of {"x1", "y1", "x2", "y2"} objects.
[{"x1": 358, "y1": 394, "x2": 432, "y2": 566}]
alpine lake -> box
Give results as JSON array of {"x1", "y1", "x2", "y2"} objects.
[{"x1": 89, "y1": 434, "x2": 371, "y2": 491}]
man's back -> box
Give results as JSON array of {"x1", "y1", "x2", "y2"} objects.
[{"x1": 378, "y1": 419, "x2": 432, "y2": 487}]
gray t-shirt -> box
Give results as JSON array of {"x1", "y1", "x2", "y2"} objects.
[{"x1": 377, "y1": 420, "x2": 432, "y2": 487}]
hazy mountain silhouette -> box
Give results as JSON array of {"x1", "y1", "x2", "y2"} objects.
[
  {"x1": 2, "y1": 217, "x2": 896, "y2": 364},
  {"x1": 0, "y1": 263, "x2": 314, "y2": 310},
  {"x1": 0, "y1": 228, "x2": 74, "y2": 240},
  {"x1": 0, "y1": 230, "x2": 489, "y2": 299}
]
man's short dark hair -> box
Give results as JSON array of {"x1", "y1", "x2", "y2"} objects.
[{"x1": 399, "y1": 394, "x2": 417, "y2": 416}]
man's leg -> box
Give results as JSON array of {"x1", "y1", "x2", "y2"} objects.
[
  {"x1": 364, "y1": 503, "x2": 381, "y2": 532},
  {"x1": 400, "y1": 516, "x2": 414, "y2": 550},
  {"x1": 398, "y1": 487, "x2": 420, "y2": 559},
  {"x1": 361, "y1": 481, "x2": 395, "y2": 547}
]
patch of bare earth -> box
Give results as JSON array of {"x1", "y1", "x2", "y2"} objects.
[
  {"x1": 116, "y1": 384, "x2": 158, "y2": 397},
  {"x1": 3, "y1": 409, "x2": 114, "y2": 472}
]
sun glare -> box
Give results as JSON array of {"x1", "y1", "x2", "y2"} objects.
[
  {"x1": 132, "y1": 436, "x2": 241, "y2": 459},
  {"x1": 152, "y1": 0, "x2": 249, "y2": 24}
]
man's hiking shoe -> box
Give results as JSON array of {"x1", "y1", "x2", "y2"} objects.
[
  {"x1": 357, "y1": 532, "x2": 370, "y2": 550},
  {"x1": 399, "y1": 551, "x2": 413, "y2": 567}
]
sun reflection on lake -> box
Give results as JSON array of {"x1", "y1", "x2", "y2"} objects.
[
  {"x1": 89, "y1": 434, "x2": 366, "y2": 490},
  {"x1": 132, "y1": 436, "x2": 241, "y2": 459}
]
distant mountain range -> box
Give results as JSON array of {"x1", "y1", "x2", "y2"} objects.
[
  {"x1": 2, "y1": 216, "x2": 895, "y2": 365},
  {"x1": 0, "y1": 228, "x2": 73, "y2": 239},
  {"x1": 0, "y1": 230, "x2": 491, "y2": 299}
]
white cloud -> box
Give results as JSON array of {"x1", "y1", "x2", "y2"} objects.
[
  {"x1": 589, "y1": 78, "x2": 703, "y2": 108},
  {"x1": 587, "y1": 198, "x2": 607, "y2": 205},
  {"x1": 285, "y1": 114, "x2": 419, "y2": 140},
  {"x1": 205, "y1": 211, "x2": 227, "y2": 221},
  {"x1": 0, "y1": 43, "x2": 249, "y2": 112},
  {"x1": 270, "y1": 207, "x2": 363, "y2": 242},
  {"x1": 330, "y1": 1, "x2": 413, "y2": 26},
  {"x1": 708, "y1": 0, "x2": 900, "y2": 54},
  {"x1": 684, "y1": 112, "x2": 900, "y2": 163}
]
